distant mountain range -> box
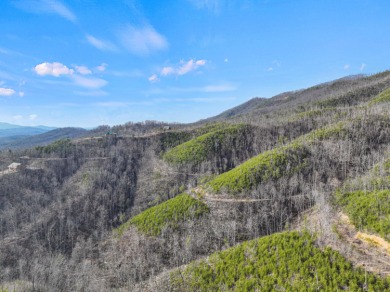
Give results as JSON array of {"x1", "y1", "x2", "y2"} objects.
[
  {"x1": 0, "y1": 123, "x2": 87, "y2": 149},
  {"x1": 0, "y1": 122, "x2": 56, "y2": 131}
]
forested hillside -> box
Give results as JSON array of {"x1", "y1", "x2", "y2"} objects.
[{"x1": 0, "y1": 72, "x2": 389, "y2": 291}]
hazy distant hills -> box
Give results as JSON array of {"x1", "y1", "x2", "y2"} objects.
[
  {"x1": 0, "y1": 122, "x2": 56, "y2": 131},
  {"x1": 0, "y1": 123, "x2": 87, "y2": 149}
]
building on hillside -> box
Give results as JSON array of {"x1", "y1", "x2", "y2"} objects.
[
  {"x1": 163, "y1": 126, "x2": 171, "y2": 130},
  {"x1": 8, "y1": 162, "x2": 22, "y2": 172}
]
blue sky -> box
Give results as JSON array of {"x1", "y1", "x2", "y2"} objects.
[{"x1": 1, "y1": 0, "x2": 390, "y2": 127}]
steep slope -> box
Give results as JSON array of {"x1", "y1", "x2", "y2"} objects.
[
  {"x1": 169, "y1": 231, "x2": 390, "y2": 291},
  {"x1": 0, "y1": 71, "x2": 390, "y2": 291},
  {"x1": 202, "y1": 71, "x2": 390, "y2": 125}
]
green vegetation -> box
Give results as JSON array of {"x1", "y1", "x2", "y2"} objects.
[
  {"x1": 336, "y1": 157, "x2": 390, "y2": 239},
  {"x1": 336, "y1": 190, "x2": 390, "y2": 241},
  {"x1": 369, "y1": 87, "x2": 390, "y2": 105},
  {"x1": 315, "y1": 96, "x2": 348, "y2": 108},
  {"x1": 205, "y1": 122, "x2": 347, "y2": 195},
  {"x1": 207, "y1": 143, "x2": 308, "y2": 194},
  {"x1": 115, "y1": 193, "x2": 209, "y2": 236},
  {"x1": 294, "y1": 107, "x2": 334, "y2": 120},
  {"x1": 303, "y1": 121, "x2": 346, "y2": 141},
  {"x1": 291, "y1": 107, "x2": 348, "y2": 123},
  {"x1": 365, "y1": 158, "x2": 390, "y2": 190},
  {"x1": 163, "y1": 124, "x2": 249, "y2": 165},
  {"x1": 170, "y1": 231, "x2": 390, "y2": 291},
  {"x1": 160, "y1": 131, "x2": 192, "y2": 150},
  {"x1": 35, "y1": 138, "x2": 74, "y2": 155},
  {"x1": 194, "y1": 122, "x2": 233, "y2": 136}
]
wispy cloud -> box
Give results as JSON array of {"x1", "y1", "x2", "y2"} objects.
[
  {"x1": 74, "y1": 90, "x2": 108, "y2": 96},
  {"x1": 188, "y1": 0, "x2": 222, "y2": 13},
  {"x1": 0, "y1": 70, "x2": 19, "y2": 81},
  {"x1": 10, "y1": 114, "x2": 38, "y2": 122},
  {"x1": 170, "y1": 83, "x2": 236, "y2": 93},
  {"x1": 108, "y1": 69, "x2": 144, "y2": 78},
  {"x1": 159, "y1": 59, "x2": 206, "y2": 78},
  {"x1": 29, "y1": 114, "x2": 38, "y2": 120},
  {"x1": 71, "y1": 75, "x2": 108, "y2": 89},
  {"x1": 34, "y1": 62, "x2": 74, "y2": 76},
  {"x1": 266, "y1": 60, "x2": 281, "y2": 72},
  {"x1": 12, "y1": 115, "x2": 23, "y2": 121},
  {"x1": 74, "y1": 65, "x2": 92, "y2": 75},
  {"x1": 0, "y1": 48, "x2": 11, "y2": 55},
  {"x1": 153, "y1": 96, "x2": 236, "y2": 103},
  {"x1": 344, "y1": 64, "x2": 350, "y2": 70},
  {"x1": 96, "y1": 63, "x2": 108, "y2": 72},
  {"x1": 118, "y1": 24, "x2": 168, "y2": 56},
  {"x1": 360, "y1": 63, "x2": 366, "y2": 71},
  {"x1": 0, "y1": 87, "x2": 16, "y2": 96},
  {"x1": 13, "y1": 0, "x2": 76, "y2": 22},
  {"x1": 148, "y1": 74, "x2": 159, "y2": 83},
  {"x1": 0, "y1": 47, "x2": 24, "y2": 57},
  {"x1": 144, "y1": 83, "x2": 236, "y2": 95},
  {"x1": 86, "y1": 35, "x2": 117, "y2": 52}
]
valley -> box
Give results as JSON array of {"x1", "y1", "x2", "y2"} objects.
[{"x1": 0, "y1": 72, "x2": 389, "y2": 291}]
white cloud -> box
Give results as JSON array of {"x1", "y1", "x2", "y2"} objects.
[
  {"x1": 224, "y1": 58, "x2": 229, "y2": 63},
  {"x1": 34, "y1": 61, "x2": 109, "y2": 89},
  {"x1": 148, "y1": 74, "x2": 159, "y2": 83},
  {"x1": 267, "y1": 67, "x2": 273, "y2": 72},
  {"x1": 86, "y1": 35, "x2": 117, "y2": 52},
  {"x1": 13, "y1": 115, "x2": 23, "y2": 121},
  {"x1": 74, "y1": 65, "x2": 92, "y2": 75},
  {"x1": 14, "y1": 0, "x2": 76, "y2": 22},
  {"x1": 19, "y1": 91, "x2": 25, "y2": 97},
  {"x1": 43, "y1": 0, "x2": 76, "y2": 22},
  {"x1": 29, "y1": 114, "x2": 38, "y2": 120},
  {"x1": 0, "y1": 87, "x2": 16, "y2": 96},
  {"x1": 118, "y1": 24, "x2": 168, "y2": 56},
  {"x1": 177, "y1": 59, "x2": 205, "y2": 75},
  {"x1": 344, "y1": 64, "x2": 350, "y2": 70},
  {"x1": 159, "y1": 59, "x2": 207, "y2": 77},
  {"x1": 34, "y1": 62, "x2": 74, "y2": 77},
  {"x1": 96, "y1": 63, "x2": 108, "y2": 72},
  {"x1": 360, "y1": 63, "x2": 366, "y2": 71},
  {"x1": 161, "y1": 67, "x2": 175, "y2": 76},
  {"x1": 71, "y1": 75, "x2": 108, "y2": 89}
]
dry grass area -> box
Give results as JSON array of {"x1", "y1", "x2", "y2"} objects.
[
  {"x1": 356, "y1": 232, "x2": 390, "y2": 254},
  {"x1": 293, "y1": 203, "x2": 390, "y2": 277}
]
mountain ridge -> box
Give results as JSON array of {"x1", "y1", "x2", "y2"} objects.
[{"x1": 0, "y1": 70, "x2": 389, "y2": 291}]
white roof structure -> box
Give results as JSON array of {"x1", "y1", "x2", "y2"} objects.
[{"x1": 8, "y1": 162, "x2": 22, "y2": 170}]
